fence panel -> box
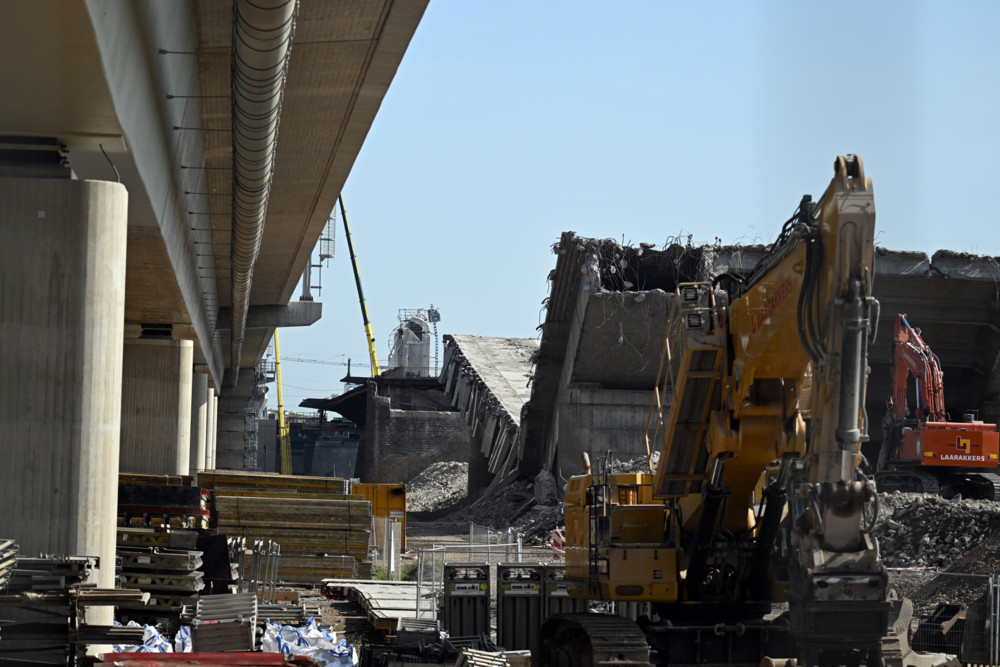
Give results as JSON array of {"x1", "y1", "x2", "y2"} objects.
[
  {"x1": 369, "y1": 516, "x2": 402, "y2": 580},
  {"x1": 414, "y1": 526, "x2": 524, "y2": 621},
  {"x1": 888, "y1": 569, "x2": 996, "y2": 664}
]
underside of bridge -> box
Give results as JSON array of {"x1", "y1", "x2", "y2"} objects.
[
  {"x1": 0, "y1": 0, "x2": 426, "y2": 457},
  {"x1": 0, "y1": 0, "x2": 427, "y2": 599}
]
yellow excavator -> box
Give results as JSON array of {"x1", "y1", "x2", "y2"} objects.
[{"x1": 540, "y1": 156, "x2": 889, "y2": 667}]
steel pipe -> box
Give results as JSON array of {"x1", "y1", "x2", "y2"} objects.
[{"x1": 229, "y1": 0, "x2": 298, "y2": 384}]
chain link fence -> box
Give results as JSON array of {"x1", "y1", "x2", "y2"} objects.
[{"x1": 888, "y1": 569, "x2": 999, "y2": 664}]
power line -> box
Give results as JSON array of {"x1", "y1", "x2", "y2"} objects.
[{"x1": 281, "y1": 355, "x2": 351, "y2": 367}]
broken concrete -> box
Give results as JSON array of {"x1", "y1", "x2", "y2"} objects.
[
  {"x1": 521, "y1": 232, "x2": 1000, "y2": 478},
  {"x1": 440, "y1": 335, "x2": 539, "y2": 490}
]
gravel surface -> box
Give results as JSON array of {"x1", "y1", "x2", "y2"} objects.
[{"x1": 875, "y1": 492, "x2": 1000, "y2": 571}]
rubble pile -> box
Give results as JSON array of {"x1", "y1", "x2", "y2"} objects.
[
  {"x1": 874, "y1": 492, "x2": 1000, "y2": 571},
  {"x1": 465, "y1": 477, "x2": 535, "y2": 532},
  {"x1": 406, "y1": 462, "x2": 469, "y2": 512}
]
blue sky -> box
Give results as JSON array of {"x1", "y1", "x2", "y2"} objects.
[{"x1": 276, "y1": 1, "x2": 1000, "y2": 410}]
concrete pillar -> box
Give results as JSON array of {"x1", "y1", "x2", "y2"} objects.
[
  {"x1": 120, "y1": 338, "x2": 194, "y2": 474},
  {"x1": 0, "y1": 177, "x2": 128, "y2": 598},
  {"x1": 216, "y1": 369, "x2": 257, "y2": 470},
  {"x1": 190, "y1": 371, "x2": 209, "y2": 475},
  {"x1": 206, "y1": 391, "x2": 218, "y2": 470}
]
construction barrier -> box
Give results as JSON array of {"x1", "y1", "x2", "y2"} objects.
[{"x1": 551, "y1": 528, "x2": 565, "y2": 560}]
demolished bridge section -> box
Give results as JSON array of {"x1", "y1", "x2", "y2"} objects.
[
  {"x1": 440, "y1": 335, "x2": 539, "y2": 493},
  {"x1": 520, "y1": 232, "x2": 1000, "y2": 479}
]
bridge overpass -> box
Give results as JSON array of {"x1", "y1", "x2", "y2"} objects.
[{"x1": 0, "y1": 0, "x2": 426, "y2": 595}]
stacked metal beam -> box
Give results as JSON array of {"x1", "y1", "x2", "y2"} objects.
[
  {"x1": 0, "y1": 554, "x2": 146, "y2": 664},
  {"x1": 256, "y1": 600, "x2": 316, "y2": 625},
  {"x1": 6, "y1": 554, "x2": 97, "y2": 592},
  {"x1": 117, "y1": 528, "x2": 204, "y2": 624}
]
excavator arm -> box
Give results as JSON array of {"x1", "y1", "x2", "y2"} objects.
[
  {"x1": 888, "y1": 314, "x2": 947, "y2": 422},
  {"x1": 776, "y1": 155, "x2": 887, "y2": 666}
]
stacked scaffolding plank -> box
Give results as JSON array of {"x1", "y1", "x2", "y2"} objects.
[
  {"x1": 190, "y1": 592, "x2": 257, "y2": 652},
  {"x1": 202, "y1": 472, "x2": 371, "y2": 584},
  {"x1": 197, "y1": 471, "x2": 350, "y2": 496}
]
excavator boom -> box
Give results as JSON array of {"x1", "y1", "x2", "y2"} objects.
[{"x1": 889, "y1": 315, "x2": 947, "y2": 422}]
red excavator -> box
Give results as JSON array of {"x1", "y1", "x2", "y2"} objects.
[{"x1": 875, "y1": 313, "x2": 1000, "y2": 499}]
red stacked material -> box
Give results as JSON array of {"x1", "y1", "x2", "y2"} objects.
[{"x1": 88, "y1": 654, "x2": 319, "y2": 666}]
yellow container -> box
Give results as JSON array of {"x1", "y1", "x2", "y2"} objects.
[{"x1": 352, "y1": 483, "x2": 407, "y2": 550}]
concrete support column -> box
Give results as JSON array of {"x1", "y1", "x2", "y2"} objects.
[
  {"x1": 190, "y1": 371, "x2": 209, "y2": 475},
  {"x1": 216, "y1": 369, "x2": 257, "y2": 470},
  {"x1": 0, "y1": 177, "x2": 128, "y2": 596},
  {"x1": 206, "y1": 391, "x2": 218, "y2": 470},
  {"x1": 120, "y1": 338, "x2": 194, "y2": 474}
]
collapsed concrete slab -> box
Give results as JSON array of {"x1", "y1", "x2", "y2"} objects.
[
  {"x1": 440, "y1": 335, "x2": 539, "y2": 491},
  {"x1": 522, "y1": 232, "x2": 1000, "y2": 479}
]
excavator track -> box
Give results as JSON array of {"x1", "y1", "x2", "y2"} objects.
[
  {"x1": 959, "y1": 472, "x2": 1000, "y2": 501},
  {"x1": 875, "y1": 469, "x2": 941, "y2": 496},
  {"x1": 538, "y1": 613, "x2": 650, "y2": 667}
]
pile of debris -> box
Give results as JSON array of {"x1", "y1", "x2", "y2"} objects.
[
  {"x1": 874, "y1": 492, "x2": 1000, "y2": 571},
  {"x1": 406, "y1": 462, "x2": 469, "y2": 512},
  {"x1": 434, "y1": 456, "x2": 658, "y2": 545}
]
